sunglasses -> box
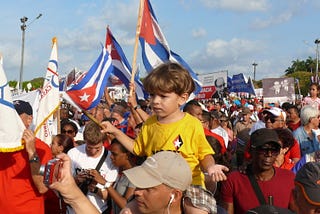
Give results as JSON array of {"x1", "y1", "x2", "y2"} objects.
[
  {"x1": 256, "y1": 147, "x2": 279, "y2": 156},
  {"x1": 62, "y1": 129, "x2": 75, "y2": 134}
]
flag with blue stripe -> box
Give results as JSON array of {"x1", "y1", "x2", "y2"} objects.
[
  {"x1": 66, "y1": 46, "x2": 113, "y2": 110},
  {"x1": 106, "y1": 27, "x2": 148, "y2": 100},
  {"x1": 139, "y1": 0, "x2": 202, "y2": 95}
]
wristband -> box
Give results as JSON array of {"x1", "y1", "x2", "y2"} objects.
[
  {"x1": 134, "y1": 105, "x2": 141, "y2": 110},
  {"x1": 96, "y1": 182, "x2": 112, "y2": 189}
]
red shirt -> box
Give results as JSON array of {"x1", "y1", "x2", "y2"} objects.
[
  {"x1": 0, "y1": 138, "x2": 52, "y2": 214},
  {"x1": 221, "y1": 167, "x2": 295, "y2": 214}
]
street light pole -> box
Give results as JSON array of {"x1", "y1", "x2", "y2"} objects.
[
  {"x1": 19, "y1": 16, "x2": 27, "y2": 92},
  {"x1": 252, "y1": 62, "x2": 258, "y2": 81},
  {"x1": 19, "y1": 14, "x2": 42, "y2": 92},
  {"x1": 315, "y1": 39, "x2": 320, "y2": 78}
]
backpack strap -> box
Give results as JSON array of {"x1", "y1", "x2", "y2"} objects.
[
  {"x1": 247, "y1": 165, "x2": 266, "y2": 205},
  {"x1": 95, "y1": 148, "x2": 108, "y2": 171}
]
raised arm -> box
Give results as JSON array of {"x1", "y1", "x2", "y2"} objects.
[
  {"x1": 23, "y1": 129, "x2": 48, "y2": 194},
  {"x1": 101, "y1": 121, "x2": 135, "y2": 154},
  {"x1": 49, "y1": 153, "x2": 100, "y2": 214}
]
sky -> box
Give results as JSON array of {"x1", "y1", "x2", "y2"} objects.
[{"x1": 1, "y1": 0, "x2": 320, "y2": 83}]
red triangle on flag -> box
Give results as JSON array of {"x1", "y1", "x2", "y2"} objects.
[
  {"x1": 66, "y1": 83, "x2": 97, "y2": 110},
  {"x1": 140, "y1": 0, "x2": 156, "y2": 45}
]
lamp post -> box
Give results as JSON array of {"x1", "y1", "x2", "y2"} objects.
[
  {"x1": 252, "y1": 62, "x2": 258, "y2": 81},
  {"x1": 315, "y1": 39, "x2": 320, "y2": 78},
  {"x1": 19, "y1": 14, "x2": 42, "y2": 92}
]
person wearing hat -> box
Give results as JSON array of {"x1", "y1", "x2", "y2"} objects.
[
  {"x1": 210, "y1": 110, "x2": 229, "y2": 149},
  {"x1": 263, "y1": 107, "x2": 287, "y2": 129},
  {"x1": 0, "y1": 100, "x2": 52, "y2": 214},
  {"x1": 233, "y1": 107, "x2": 255, "y2": 140},
  {"x1": 220, "y1": 128, "x2": 296, "y2": 214},
  {"x1": 120, "y1": 151, "x2": 193, "y2": 214},
  {"x1": 293, "y1": 162, "x2": 320, "y2": 213}
]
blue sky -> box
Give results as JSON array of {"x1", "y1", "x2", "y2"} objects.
[{"x1": 1, "y1": 0, "x2": 320, "y2": 83}]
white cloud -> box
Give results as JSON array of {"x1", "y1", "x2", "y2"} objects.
[
  {"x1": 199, "y1": 0, "x2": 269, "y2": 12},
  {"x1": 190, "y1": 38, "x2": 270, "y2": 78},
  {"x1": 251, "y1": 10, "x2": 293, "y2": 29},
  {"x1": 192, "y1": 27, "x2": 207, "y2": 38}
]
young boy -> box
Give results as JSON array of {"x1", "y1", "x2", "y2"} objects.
[{"x1": 101, "y1": 62, "x2": 228, "y2": 213}]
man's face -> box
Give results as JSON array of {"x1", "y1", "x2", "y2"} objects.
[
  {"x1": 19, "y1": 113, "x2": 33, "y2": 129},
  {"x1": 252, "y1": 143, "x2": 280, "y2": 171},
  {"x1": 287, "y1": 108, "x2": 298, "y2": 121},
  {"x1": 188, "y1": 105, "x2": 203, "y2": 121},
  {"x1": 294, "y1": 187, "x2": 320, "y2": 214},
  {"x1": 133, "y1": 184, "x2": 174, "y2": 213},
  {"x1": 85, "y1": 142, "x2": 103, "y2": 157},
  {"x1": 265, "y1": 116, "x2": 285, "y2": 129}
]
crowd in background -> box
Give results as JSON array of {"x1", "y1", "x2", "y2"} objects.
[{"x1": 2, "y1": 62, "x2": 320, "y2": 214}]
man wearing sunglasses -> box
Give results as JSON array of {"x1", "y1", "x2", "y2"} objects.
[{"x1": 220, "y1": 128, "x2": 296, "y2": 214}]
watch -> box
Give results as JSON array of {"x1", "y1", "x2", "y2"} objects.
[{"x1": 29, "y1": 153, "x2": 40, "y2": 163}]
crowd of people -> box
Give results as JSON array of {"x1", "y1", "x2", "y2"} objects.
[{"x1": 1, "y1": 62, "x2": 320, "y2": 213}]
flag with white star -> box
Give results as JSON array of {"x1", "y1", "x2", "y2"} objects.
[
  {"x1": 66, "y1": 46, "x2": 114, "y2": 110},
  {"x1": 173, "y1": 135, "x2": 183, "y2": 151}
]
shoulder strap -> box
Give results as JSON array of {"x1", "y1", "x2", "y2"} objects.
[
  {"x1": 247, "y1": 165, "x2": 266, "y2": 205},
  {"x1": 95, "y1": 148, "x2": 108, "y2": 171}
]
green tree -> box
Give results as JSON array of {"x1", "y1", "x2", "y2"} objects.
[
  {"x1": 286, "y1": 71, "x2": 313, "y2": 96},
  {"x1": 285, "y1": 57, "x2": 316, "y2": 75}
]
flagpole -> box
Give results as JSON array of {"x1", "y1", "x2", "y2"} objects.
[
  {"x1": 130, "y1": 0, "x2": 144, "y2": 96},
  {"x1": 82, "y1": 110, "x2": 104, "y2": 129}
]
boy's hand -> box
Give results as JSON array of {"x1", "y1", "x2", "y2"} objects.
[{"x1": 206, "y1": 164, "x2": 229, "y2": 182}]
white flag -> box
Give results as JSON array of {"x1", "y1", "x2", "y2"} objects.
[
  {"x1": 0, "y1": 56, "x2": 25, "y2": 152},
  {"x1": 34, "y1": 37, "x2": 60, "y2": 145}
]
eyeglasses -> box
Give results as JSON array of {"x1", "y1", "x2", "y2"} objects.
[
  {"x1": 256, "y1": 147, "x2": 279, "y2": 156},
  {"x1": 62, "y1": 129, "x2": 75, "y2": 134},
  {"x1": 220, "y1": 120, "x2": 228, "y2": 122}
]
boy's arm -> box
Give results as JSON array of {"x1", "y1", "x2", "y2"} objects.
[
  {"x1": 101, "y1": 121, "x2": 135, "y2": 154},
  {"x1": 200, "y1": 154, "x2": 229, "y2": 182}
]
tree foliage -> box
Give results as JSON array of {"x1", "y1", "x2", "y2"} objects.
[
  {"x1": 286, "y1": 71, "x2": 313, "y2": 96},
  {"x1": 285, "y1": 56, "x2": 317, "y2": 75}
]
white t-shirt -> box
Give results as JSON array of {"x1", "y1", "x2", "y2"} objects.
[{"x1": 67, "y1": 144, "x2": 118, "y2": 213}]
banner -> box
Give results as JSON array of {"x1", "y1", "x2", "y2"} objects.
[{"x1": 262, "y1": 77, "x2": 295, "y2": 105}]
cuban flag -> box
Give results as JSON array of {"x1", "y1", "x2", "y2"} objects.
[
  {"x1": 139, "y1": 0, "x2": 202, "y2": 95},
  {"x1": 0, "y1": 55, "x2": 25, "y2": 152},
  {"x1": 66, "y1": 46, "x2": 113, "y2": 110},
  {"x1": 106, "y1": 27, "x2": 148, "y2": 99}
]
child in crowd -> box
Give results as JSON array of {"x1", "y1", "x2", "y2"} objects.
[
  {"x1": 101, "y1": 62, "x2": 228, "y2": 213},
  {"x1": 302, "y1": 82, "x2": 320, "y2": 110}
]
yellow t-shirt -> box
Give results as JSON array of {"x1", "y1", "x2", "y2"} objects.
[{"x1": 133, "y1": 113, "x2": 214, "y2": 186}]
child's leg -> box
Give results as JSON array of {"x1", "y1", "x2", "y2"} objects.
[
  {"x1": 183, "y1": 185, "x2": 217, "y2": 214},
  {"x1": 183, "y1": 198, "x2": 209, "y2": 214}
]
